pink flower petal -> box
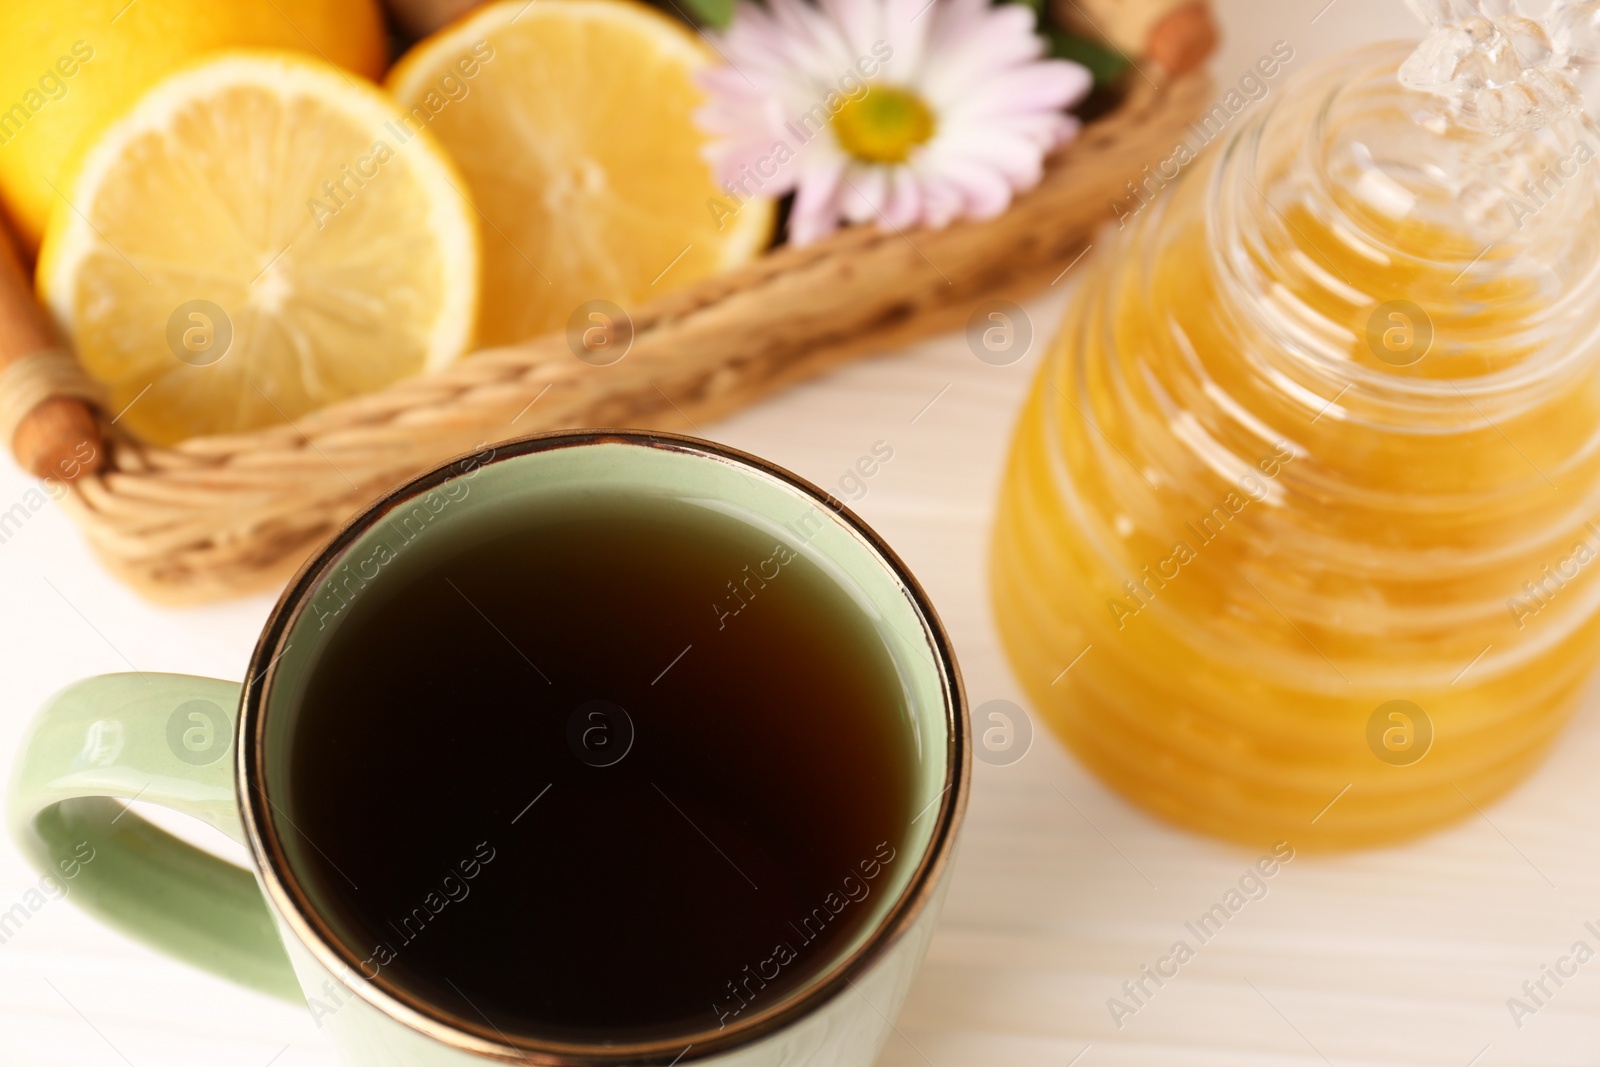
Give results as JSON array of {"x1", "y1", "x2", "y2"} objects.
[
  {"x1": 920, "y1": 178, "x2": 964, "y2": 228},
  {"x1": 1054, "y1": 113, "x2": 1083, "y2": 147},
  {"x1": 958, "y1": 60, "x2": 1092, "y2": 115},
  {"x1": 923, "y1": 5, "x2": 1043, "y2": 95},
  {"x1": 927, "y1": 0, "x2": 990, "y2": 42},
  {"x1": 838, "y1": 163, "x2": 889, "y2": 223},
  {"x1": 767, "y1": 0, "x2": 850, "y2": 67},
  {"x1": 918, "y1": 150, "x2": 1013, "y2": 218},
  {"x1": 842, "y1": 164, "x2": 889, "y2": 224},
  {"x1": 879, "y1": 166, "x2": 923, "y2": 229},
  {"x1": 985, "y1": 110, "x2": 1080, "y2": 150},
  {"x1": 884, "y1": 0, "x2": 933, "y2": 77},
  {"x1": 790, "y1": 154, "x2": 849, "y2": 245},
  {"x1": 708, "y1": 135, "x2": 805, "y2": 195},
  {"x1": 930, "y1": 127, "x2": 1043, "y2": 186},
  {"x1": 819, "y1": 0, "x2": 884, "y2": 64},
  {"x1": 998, "y1": 110, "x2": 1081, "y2": 151}
]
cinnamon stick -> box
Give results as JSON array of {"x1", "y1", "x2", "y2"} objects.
[{"x1": 0, "y1": 219, "x2": 104, "y2": 481}]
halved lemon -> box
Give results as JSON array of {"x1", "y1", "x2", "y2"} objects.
[
  {"x1": 38, "y1": 51, "x2": 479, "y2": 446},
  {"x1": 386, "y1": 0, "x2": 773, "y2": 348},
  {"x1": 0, "y1": 0, "x2": 390, "y2": 251}
]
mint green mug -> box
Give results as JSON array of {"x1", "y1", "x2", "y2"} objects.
[{"x1": 8, "y1": 431, "x2": 969, "y2": 1067}]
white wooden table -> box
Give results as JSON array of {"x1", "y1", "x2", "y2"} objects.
[{"x1": 6, "y1": 2, "x2": 1595, "y2": 1064}]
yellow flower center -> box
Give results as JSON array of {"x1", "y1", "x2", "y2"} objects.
[{"x1": 831, "y1": 86, "x2": 936, "y2": 164}]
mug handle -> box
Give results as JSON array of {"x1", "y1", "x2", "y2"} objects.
[{"x1": 7, "y1": 673, "x2": 300, "y2": 1000}]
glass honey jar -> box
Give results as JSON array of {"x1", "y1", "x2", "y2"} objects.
[{"x1": 992, "y1": 25, "x2": 1600, "y2": 848}]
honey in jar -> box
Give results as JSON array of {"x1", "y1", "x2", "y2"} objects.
[{"x1": 992, "y1": 14, "x2": 1600, "y2": 848}]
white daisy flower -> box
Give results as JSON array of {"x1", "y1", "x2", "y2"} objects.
[{"x1": 695, "y1": 0, "x2": 1092, "y2": 244}]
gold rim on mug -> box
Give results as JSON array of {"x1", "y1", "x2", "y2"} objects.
[{"x1": 237, "y1": 428, "x2": 971, "y2": 1065}]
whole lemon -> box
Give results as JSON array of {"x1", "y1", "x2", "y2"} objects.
[{"x1": 0, "y1": 0, "x2": 388, "y2": 251}]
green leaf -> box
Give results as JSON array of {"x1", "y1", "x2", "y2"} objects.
[
  {"x1": 676, "y1": 0, "x2": 735, "y2": 28},
  {"x1": 1048, "y1": 29, "x2": 1130, "y2": 88}
]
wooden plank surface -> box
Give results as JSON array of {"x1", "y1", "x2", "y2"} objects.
[{"x1": 5, "y1": 2, "x2": 1593, "y2": 1066}]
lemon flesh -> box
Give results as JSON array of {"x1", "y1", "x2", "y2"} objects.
[
  {"x1": 38, "y1": 52, "x2": 479, "y2": 446},
  {"x1": 0, "y1": 0, "x2": 388, "y2": 250},
  {"x1": 387, "y1": 0, "x2": 773, "y2": 348}
]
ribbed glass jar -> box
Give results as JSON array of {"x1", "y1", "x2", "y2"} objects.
[{"x1": 992, "y1": 41, "x2": 1600, "y2": 848}]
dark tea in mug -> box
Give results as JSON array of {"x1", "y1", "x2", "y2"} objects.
[{"x1": 280, "y1": 488, "x2": 916, "y2": 1043}]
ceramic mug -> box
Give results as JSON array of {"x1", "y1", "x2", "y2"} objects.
[{"x1": 8, "y1": 430, "x2": 969, "y2": 1067}]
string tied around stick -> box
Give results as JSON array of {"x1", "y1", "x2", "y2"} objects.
[{"x1": 0, "y1": 347, "x2": 106, "y2": 457}]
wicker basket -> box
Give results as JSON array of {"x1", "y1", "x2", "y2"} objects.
[{"x1": 10, "y1": 70, "x2": 1213, "y2": 602}]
